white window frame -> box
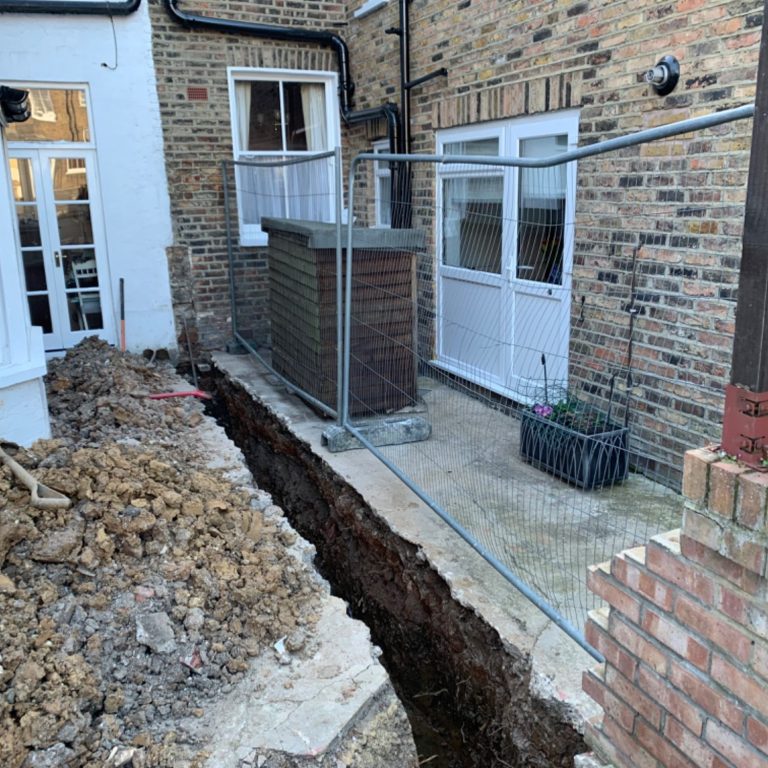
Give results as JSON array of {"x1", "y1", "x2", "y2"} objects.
[
  {"x1": 227, "y1": 67, "x2": 340, "y2": 247},
  {"x1": 436, "y1": 111, "x2": 579, "y2": 284},
  {"x1": 372, "y1": 139, "x2": 391, "y2": 228}
]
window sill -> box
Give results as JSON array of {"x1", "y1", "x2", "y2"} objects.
[{"x1": 353, "y1": 0, "x2": 388, "y2": 19}]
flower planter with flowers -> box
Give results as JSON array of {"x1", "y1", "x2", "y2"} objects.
[{"x1": 520, "y1": 399, "x2": 629, "y2": 490}]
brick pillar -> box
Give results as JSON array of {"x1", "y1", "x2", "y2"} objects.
[{"x1": 583, "y1": 447, "x2": 768, "y2": 768}]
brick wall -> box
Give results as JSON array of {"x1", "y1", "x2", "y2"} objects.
[
  {"x1": 583, "y1": 446, "x2": 768, "y2": 768},
  {"x1": 345, "y1": 0, "x2": 762, "y2": 484},
  {"x1": 148, "y1": 0, "x2": 347, "y2": 353},
  {"x1": 149, "y1": 0, "x2": 761, "y2": 476}
]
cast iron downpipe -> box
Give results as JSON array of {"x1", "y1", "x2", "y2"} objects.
[
  {"x1": 0, "y1": 0, "x2": 140, "y2": 14},
  {"x1": 164, "y1": 0, "x2": 407, "y2": 223}
]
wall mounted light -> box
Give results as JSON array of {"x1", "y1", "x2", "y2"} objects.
[{"x1": 644, "y1": 55, "x2": 680, "y2": 96}]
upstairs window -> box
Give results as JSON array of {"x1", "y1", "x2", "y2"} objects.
[
  {"x1": 228, "y1": 69, "x2": 339, "y2": 246},
  {"x1": 372, "y1": 139, "x2": 391, "y2": 227}
]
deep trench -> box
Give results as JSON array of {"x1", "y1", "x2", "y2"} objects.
[{"x1": 202, "y1": 367, "x2": 587, "y2": 768}]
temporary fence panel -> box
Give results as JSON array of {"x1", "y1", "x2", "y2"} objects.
[
  {"x1": 340, "y1": 105, "x2": 753, "y2": 650},
  {"x1": 224, "y1": 151, "x2": 343, "y2": 418}
]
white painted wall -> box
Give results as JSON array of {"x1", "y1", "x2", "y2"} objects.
[
  {"x1": 0, "y1": 128, "x2": 50, "y2": 445},
  {"x1": 0, "y1": 1, "x2": 176, "y2": 352}
]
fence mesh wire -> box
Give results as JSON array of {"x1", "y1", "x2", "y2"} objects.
[
  {"x1": 225, "y1": 153, "x2": 341, "y2": 416},
  {"x1": 226, "y1": 114, "x2": 749, "y2": 635},
  {"x1": 342, "y1": 124, "x2": 746, "y2": 629}
]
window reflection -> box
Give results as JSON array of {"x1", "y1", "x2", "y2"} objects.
[
  {"x1": 16, "y1": 205, "x2": 41, "y2": 247},
  {"x1": 56, "y1": 204, "x2": 93, "y2": 245},
  {"x1": 51, "y1": 158, "x2": 89, "y2": 201},
  {"x1": 6, "y1": 89, "x2": 89, "y2": 143},
  {"x1": 9, "y1": 158, "x2": 36, "y2": 202}
]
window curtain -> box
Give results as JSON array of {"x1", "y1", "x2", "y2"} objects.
[
  {"x1": 300, "y1": 84, "x2": 327, "y2": 152},
  {"x1": 235, "y1": 82, "x2": 252, "y2": 152}
]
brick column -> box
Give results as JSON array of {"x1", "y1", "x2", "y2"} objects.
[{"x1": 583, "y1": 448, "x2": 768, "y2": 768}]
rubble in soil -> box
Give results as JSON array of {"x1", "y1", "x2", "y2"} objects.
[{"x1": 0, "y1": 338, "x2": 324, "y2": 768}]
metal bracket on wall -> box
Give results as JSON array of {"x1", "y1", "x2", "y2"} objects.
[{"x1": 722, "y1": 384, "x2": 768, "y2": 469}]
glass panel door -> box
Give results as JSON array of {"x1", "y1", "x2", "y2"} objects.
[{"x1": 8, "y1": 149, "x2": 112, "y2": 349}]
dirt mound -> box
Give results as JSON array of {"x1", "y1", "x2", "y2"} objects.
[{"x1": 0, "y1": 339, "x2": 322, "y2": 768}]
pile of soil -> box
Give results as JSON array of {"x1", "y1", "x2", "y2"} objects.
[{"x1": 0, "y1": 339, "x2": 322, "y2": 768}]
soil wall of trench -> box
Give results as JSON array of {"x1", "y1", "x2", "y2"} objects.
[{"x1": 212, "y1": 370, "x2": 587, "y2": 768}]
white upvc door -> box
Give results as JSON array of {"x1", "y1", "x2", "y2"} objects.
[
  {"x1": 9, "y1": 148, "x2": 114, "y2": 351},
  {"x1": 436, "y1": 111, "x2": 578, "y2": 403}
]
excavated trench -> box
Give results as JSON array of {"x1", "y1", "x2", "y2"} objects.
[{"x1": 205, "y1": 368, "x2": 587, "y2": 768}]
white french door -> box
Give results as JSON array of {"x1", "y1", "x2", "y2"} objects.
[
  {"x1": 9, "y1": 148, "x2": 114, "y2": 351},
  {"x1": 436, "y1": 112, "x2": 578, "y2": 403}
]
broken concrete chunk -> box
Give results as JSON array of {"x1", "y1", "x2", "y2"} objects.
[
  {"x1": 30, "y1": 515, "x2": 85, "y2": 564},
  {"x1": 135, "y1": 612, "x2": 176, "y2": 654}
]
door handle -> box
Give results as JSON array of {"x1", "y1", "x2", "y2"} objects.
[{"x1": 54, "y1": 250, "x2": 61, "y2": 268}]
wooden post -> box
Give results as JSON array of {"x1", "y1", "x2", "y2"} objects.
[{"x1": 721, "y1": 0, "x2": 768, "y2": 466}]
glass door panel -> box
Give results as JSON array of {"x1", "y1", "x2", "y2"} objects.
[
  {"x1": 9, "y1": 149, "x2": 111, "y2": 348},
  {"x1": 49, "y1": 157, "x2": 103, "y2": 333},
  {"x1": 9, "y1": 157, "x2": 56, "y2": 337}
]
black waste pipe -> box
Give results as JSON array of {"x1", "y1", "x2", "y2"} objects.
[
  {"x1": 0, "y1": 0, "x2": 140, "y2": 14},
  {"x1": 164, "y1": 0, "x2": 408, "y2": 224}
]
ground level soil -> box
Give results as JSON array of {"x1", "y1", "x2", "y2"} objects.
[{"x1": 0, "y1": 339, "x2": 326, "y2": 768}]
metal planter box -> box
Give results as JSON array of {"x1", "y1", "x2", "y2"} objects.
[{"x1": 520, "y1": 409, "x2": 629, "y2": 490}]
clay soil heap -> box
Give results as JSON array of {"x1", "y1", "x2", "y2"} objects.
[{"x1": 0, "y1": 339, "x2": 323, "y2": 768}]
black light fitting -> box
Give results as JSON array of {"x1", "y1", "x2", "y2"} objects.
[{"x1": 644, "y1": 55, "x2": 680, "y2": 96}]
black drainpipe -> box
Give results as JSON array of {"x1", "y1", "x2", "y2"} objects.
[
  {"x1": 164, "y1": 0, "x2": 408, "y2": 224},
  {"x1": 0, "y1": 0, "x2": 140, "y2": 13}
]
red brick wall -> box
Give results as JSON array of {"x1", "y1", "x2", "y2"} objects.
[{"x1": 583, "y1": 447, "x2": 768, "y2": 768}]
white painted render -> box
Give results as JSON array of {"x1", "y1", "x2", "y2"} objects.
[
  {"x1": 0, "y1": 129, "x2": 50, "y2": 445},
  {"x1": 0, "y1": 1, "x2": 176, "y2": 353}
]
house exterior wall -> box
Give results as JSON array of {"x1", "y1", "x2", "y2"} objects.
[
  {"x1": 583, "y1": 448, "x2": 768, "y2": 767},
  {"x1": 148, "y1": 0, "x2": 355, "y2": 352},
  {"x1": 150, "y1": 0, "x2": 761, "y2": 479},
  {"x1": 0, "y1": 2, "x2": 176, "y2": 353},
  {"x1": 346, "y1": 0, "x2": 760, "y2": 482}
]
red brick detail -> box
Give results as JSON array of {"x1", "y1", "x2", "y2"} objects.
[
  {"x1": 737, "y1": 471, "x2": 768, "y2": 531},
  {"x1": 683, "y1": 448, "x2": 718, "y2": 507},
  {"x1": 610, "y1": 613, "x2": 668, "y2": 675},
  {"x1": 709, "y1": 460, "x2": 749, "y2": 519},
  {"x1": 635, "y1": 716, "x2": 697, "y2": 768},
  {"x1": 611, "y1": 551, "x2": 676, "y2": 611},
  {"x1": 683, "y1": 509, "x2": 767, "y2": 577},
  {"x1": 716, "y1": 584, "x2": 749, "y2": 624},
  {"x1": 668, "y1": 659, "x2": 745, "y2": 733},
  {"x1": 711, "y1": 654, "x2": 768, "y2": 720},
  {"x1": 747, "y1": 717, "x2": 768, "y2": 757},
  {"x1": 605, "y1": 666, "x2": 662, "y2": 730},
  {"x1": 584, "y1": 668, "x2": 636, "y2": 733},
  {"x1": 683, "y1": 508, "x2": 723, "y2": 551},
  {"x1": 665, "y1": 716, "x2": 723, "y2": 768},
  {"x1": 585, "y1": 613, "x2": 638, "y2": 681},
  {"x1": 681, "y1": 534, "x2": 765, "y2": 595},
  {"x1": 674, "y1": 594, "x2": 753, "y2": 663},
  {"x1": 641, "y1": 609, "x2": 710, "y2": 670},
  {"x1": 753, "y1": 642, "x2": 768, "y2": 684},
  {"x1": 646, "y1": 535, "x2": 715, "y2": 605},
  {"x1": 637, "y1": 664, "x2": 704, "y2": 736},
  {"x1": 601, "y1": 715, "x2": 658, "y2": 768},
  {"x1": 587, "y1": 564, "x2": 642, "y2": 623},
  {"x1": 705, "y1": 719, "x2": 768, "y2": 768}
]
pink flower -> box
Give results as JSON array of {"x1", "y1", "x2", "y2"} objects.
[{"x1": 533, "y1": 404, "x2": 553, "y2": 417}]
